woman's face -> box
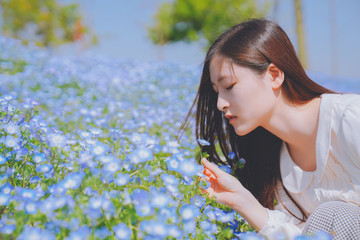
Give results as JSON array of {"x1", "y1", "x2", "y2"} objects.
[{"x1": 209, "y1": 56, "x2": 277, "y2": 136}]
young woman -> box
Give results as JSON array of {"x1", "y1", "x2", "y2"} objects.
[{"x1": 184, "y1": 18, "x2": 360, "y2": 239}]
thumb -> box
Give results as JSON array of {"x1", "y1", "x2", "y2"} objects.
[{"x1": 201, "y1": 158, "x2": 224, "y2": 178}]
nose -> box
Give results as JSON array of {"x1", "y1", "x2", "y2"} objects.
[{"x1": 217, "y1": 94, "x2": 229, "y2": 112}]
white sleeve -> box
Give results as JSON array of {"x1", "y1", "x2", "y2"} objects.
[
  {"x1": 258, "y1": 204, "x2": 304, "y2": 239},
  {"x1": 258, "y1": 185, "x2": 305, "y2": 240},
  {"x1": 339, "y1": 101, "x2": 360, "y2": 168}
]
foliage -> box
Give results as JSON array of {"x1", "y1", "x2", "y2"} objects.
[
  {"x1": 0, "y1": 36, "x2": 258, "y2": 239},
  {"x1": 0, "y1": 0, "x2": 96, "y2": 47},
  {"x1": 148, "y1": 0, "x2": 268, "y2": 49},
  {"x1": 0, "y1": 37, "x2": 354, "y2": 239}
]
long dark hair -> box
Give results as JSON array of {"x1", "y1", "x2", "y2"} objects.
[{"x1": 180, "y1": 18, "x2": 335, "y2": 222}]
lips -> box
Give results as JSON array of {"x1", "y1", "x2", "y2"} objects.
[{"x1": 225, "y1": 114, "x2": 237, "y2": 124}]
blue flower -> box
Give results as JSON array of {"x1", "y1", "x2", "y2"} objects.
[
  {"x1": 228, "y1": 151, "x2": 236, "y2": 159},
  {"x1": 178, "y1": 159, "x2": 203, "y2": 177},
  {"x1": 60, "y1": 172, "x2": 84, "y2": 189},
  {"x1": 83, "y1": 187, "x2": 98, "y2": 196},
  {"x1": 17, "y1": 226, "x2": 56, "y2": 240},
  {"x1": 2, "y1": 94, "x2": 15, "y2": 101},
  {"x1": 4, "y1": 135, "x2": 19, "y2": 148},
  {"x1": 139, "y1": 220, "x2": 169, "y2": 238},
  {"x1": 65, "y1": 226, "x2": 91, "y2": 240},
  {"x1": 29, "y1": 176, "x2": 41, "y2": 184},
  {"x1": 4, "y1": 122, "x2": 20, "y2": 135},
  {"x1": 167, "y1": 225, "x2": 182, "y2": 238},
  {"x1": 32, "y1": 152, "x2": 46, "y2": 163},
  {"x1": 197, "y1": 139, "x2": 210, "y2": 146},
  {"x1": 52, "y1": 196, "x2": 70, "y2": 210},
  {"x1": 200, "y1": 220, "x2": 212, "y2": 231},
  {"x1": 47, "y1": 133, "x2": 67, "y2": 148},
  {"x1": 152, "y1": 144, "x2": 162, "y2": 153},
  {"x1": 17, "y1": 147, "x2": 29, "y2": 157},
  {"x1": 19, "y1": 188, "x2": 37, "y2": 200},
  {"x1": 90, "y1": 142, "x2": 108, "y2": 155},
  {"x1": 179, "y1": 204, "x2": 200, "y2": 221},
  {"x1": 203, "y1": 206, "x2": 216, "y2": 221},
  {"x1": 131, "y1": 189, "x2": 149, "y2": 206},
  {"x1": 97, "y1": 154, "x2": 115, "y2": 164},
  {"x1": 0, "y1": 182, "x2": 13, "y2": 194},
  {"x1": 113, "y1": 223, "x2": 131, "y2": 240},
  {"x1": 167, "y1": 141, "x2": 180, "y2": 149},
  {"x1": 89, "y1": 127, "x2": 102, "y2": 135},
  {"x1": 151, "y1": 192, "x2": 170, "y2": 208},
  {"x1": 44, "y1": 221, "x2": 61, "y2": 234},
  {"x1": 0, "y1": 224, "x2": 16, "y2": 234},
  {"x1": 103, "y1": 160, "x2": 121, "y2": 173},
  {"x1": 94, "y1": 227, "x2": 112, "y2": 239},
  {"x1": 128, "y1": 147, "x2": 153, "y2": 164},
  {"x1": 114, "y1": 173, "x2": 130, "y2": 186},
  {"x1": 166, "y1": 157, "x2": 180, "y2": 171},
  {"x1": 0, "y1": 193, "x2": 10, "y2": 206},
  {"x1": 102, "y1": 198, "x2": 116, "y2": 217},
  {"x1": 235, "y1": 232, "x2": 264, "y2": 240},
  {"x1": 217, "y1": 212, "x2": 235, "y2": 223},
  {"x1": 36, "y1": 164, "x2": 53, "y2": 173},
  {"x1": 159, "y1": 206, "x2": 178, "y2": 223},
  {"x1": 149, "y1": 221, "x2": 168, "y2": 238},
  {"x1": 88, "y1": 196, "x2": 103, "y2": 209},
  {"x1": 0, "y1": 154, "x2": 7, "y2": 164},
  {"x1": 135, "y1": 203, "x2": 153, "y2": 217},
  {"x1": 160, "y1": 173, "x2": 179, "y2": 186},
  {"x1": 190, "y1": 195, "x2": 206, "y2": 208},
  {"x1": 24, "y1": 200, "x2": 38, "y2": 214},
  {"x1": 183, "y1": 219, "x2": 196, "y2": 234},
  {"x1": 39, "y1": 198, "x2": 54, "y2": 214},
  {"x1": 219, "y1": 164, "x2": 232, "y2": 174},
  {"x1": 85, "y1": 207, "x2": 103, "y2": 222}
]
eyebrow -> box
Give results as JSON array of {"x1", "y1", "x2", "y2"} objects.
[{"x1": 211, "y1": 76, "x2": 227, "y2": 86}]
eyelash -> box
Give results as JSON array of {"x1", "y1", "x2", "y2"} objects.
[{"x1": 226, "y1": 83, "x2": 235, "y2": 90}]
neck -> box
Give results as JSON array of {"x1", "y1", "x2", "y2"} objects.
[{"x1": 261, "y1": 93, "x2": 321, "y2": 154}]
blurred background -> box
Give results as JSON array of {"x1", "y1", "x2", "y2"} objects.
[{"x1": 0, "y1": 0, "x2": 359, "y2": 79}]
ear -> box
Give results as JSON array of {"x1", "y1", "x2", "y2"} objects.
[{"x1": 267, "y1": 63, "x2": 284, "y2": 90}]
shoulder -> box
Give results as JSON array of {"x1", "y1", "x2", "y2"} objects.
[
  {"x1": 321, "y1": 93, "x2": 360, "y2": 123},
  {"x1": 324, "y1": 93, "x2": 360, "y2": 161},
  {"x1": 322, "y1": 93, "x2": 360, "y2": 107}
]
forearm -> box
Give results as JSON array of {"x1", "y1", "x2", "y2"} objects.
[{"x1": 229, "y1": 189, "x2": 269, "y2": 231}]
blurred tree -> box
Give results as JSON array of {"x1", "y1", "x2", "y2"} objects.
[
  {"x1": 0, "y1": 0, "x2": 96, "y2": 47},
  {"x1": 148, "y1": 0, "x2": 268, "y2": 49},
  {"x1": 294, "y1": 0, "x2": 307, "y2": 68}
]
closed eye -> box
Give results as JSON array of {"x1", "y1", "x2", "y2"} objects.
[{"x1": 226, "y1": 83, "x2": 235, "y2": 90}]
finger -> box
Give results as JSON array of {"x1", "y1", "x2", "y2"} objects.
[
  {"x1": 199, "y1": 176, "x2": 210, "y2": 182},
  {"x1": 198, "y1": 176, "x2": 211, "y2": 183},
  {"x1": 200, "y1": 186, "x2": 210, "y2": 194},
  {"x1": 203, "y1": 168, "x2": 212, "y2": 176},
  {"x1": 201, "y1": 158, "x2": 224, "y2": 178},
  {"x1": 200, "y1": 185, "x2": 211, "y2": 194},
  {"x1": 207, "y1": 188, "x2": 216, "y2": 200},
  {"x1": 203, "y1": 168, "x2": 217, "y2": 180}
]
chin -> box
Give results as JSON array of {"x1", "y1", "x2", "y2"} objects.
[{"x1": 234, "y1": 125, "x2": 257, "y2": 136}]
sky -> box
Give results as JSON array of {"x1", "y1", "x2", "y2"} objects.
[{"x1": 59, "y1": 0, "x2": 360, "y2": 79}]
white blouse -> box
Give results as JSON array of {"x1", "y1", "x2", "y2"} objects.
[{"x1": 258, "y1": 93, "x2": 360, "y2": 239}]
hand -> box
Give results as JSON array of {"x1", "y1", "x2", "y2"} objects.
[
  {"x1": 201, "y1": 158, "x2": 269, "y2": 231},
  {"x1": 201, "y1": 158, "x2": 249, "y2": 208}
]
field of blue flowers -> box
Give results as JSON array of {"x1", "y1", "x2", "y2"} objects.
[{"x1": 0, "y1": 37, "x2": 359, "y2": 240}]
